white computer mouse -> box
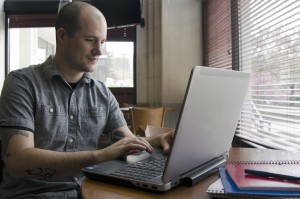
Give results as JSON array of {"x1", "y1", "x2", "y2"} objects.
[{"x1": 126, "y1": 151, "x2": 151, "y2": 163}]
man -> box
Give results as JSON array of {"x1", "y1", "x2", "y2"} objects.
[{"x1": 0, "y1": 2, "x2": 173, "y2": 198}]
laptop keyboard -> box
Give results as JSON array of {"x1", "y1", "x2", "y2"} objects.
[{"x1": 111, "y1": 154, "x2": 167, "y2": 181}]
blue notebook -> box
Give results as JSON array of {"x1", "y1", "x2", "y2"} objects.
[{"x1": 219, "y1": 167, "x2": 300, "y2": 197}]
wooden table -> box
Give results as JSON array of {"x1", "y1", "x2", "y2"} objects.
[
  {"x1": 81, "y1": 148, "x2": 300, "y2": 199},
  {"x1": 120, "y1": 107, "x2": 174, "y2": 113}
]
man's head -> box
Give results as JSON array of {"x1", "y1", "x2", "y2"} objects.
[
  {"x1": 54, "y1": 2, "x2": 107, "y2": 82},
  {"x1": 55, "y1": 2, "x2": 82, "y2": 37}
]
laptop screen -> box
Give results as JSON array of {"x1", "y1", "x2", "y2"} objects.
[{"x1": 163, "y1": 66, "x2": 250, "y2": 183}]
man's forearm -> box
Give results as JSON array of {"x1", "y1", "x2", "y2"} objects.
[{"x1": 5, "y1": 147, "x2": 103, "y2": 179}]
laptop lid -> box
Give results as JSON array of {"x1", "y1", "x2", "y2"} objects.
[{"x1": 163, "y1": 66, "x2": 250, "y2": 183}]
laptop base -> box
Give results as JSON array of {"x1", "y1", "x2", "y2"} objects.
[{"x1": 83, "y1": 170, "x2": 172, "y2": 192}]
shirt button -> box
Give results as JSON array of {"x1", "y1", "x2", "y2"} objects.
[
  {"x1": 69, "y1": 138, "x2": 74, "y2": 143},
  {"x1": 70, "y1": 115, "x2": 74, "y2": 120},
  {"x1": 49, "y1": 108, "x2": 54, "y2": 113}
]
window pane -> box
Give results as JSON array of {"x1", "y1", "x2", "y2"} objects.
[
  {"x1": 9, "y1": 27, "x2": 56, "y2": 71},
  {"x1": 8, "y1": 28, "x2": 134, "y2": 88},
  {"x1": 91, "y1": 42, "x2": 134, "y2": 88}
]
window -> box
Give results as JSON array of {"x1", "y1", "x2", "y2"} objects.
[
  {"x1": 5, "y1": 13, "x2": 137, "y2": 105},
  {"x1": 234, "y1": 0, "x2": 300, "y2": 151},
  {"x1": 8, "y1": 27, "x2": 134, "y2": 88},
  {"x1": 91, "y1": 41, "x2": 134, "y2": 88},
  {"x1": 9, "y1": 27, "x2": 56, "y2": 71},
  {"x1": 203, "y1": 0, "x2": 300, "y2": 151}
]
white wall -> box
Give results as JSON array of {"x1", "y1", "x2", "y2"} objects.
[
  {"x1": 162, "y1": 0, "x2": 203, "y2": 127},
  {"x1": 136, "y1": 0, "x2": 203, "y2": 127},
  {"x1": 0, "y1": 0, "x2": 5, "y2": 92}
]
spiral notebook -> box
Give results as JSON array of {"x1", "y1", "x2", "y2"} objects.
[
  {"x1": 206, "y1": 177, "x2": 300, "y2": 199},
  {"x1": 206, "y1": 162, "x2": 300, "y2": 199},
  {"x1": 225, "y1": 160, "x2": 300, "y2": 191}
]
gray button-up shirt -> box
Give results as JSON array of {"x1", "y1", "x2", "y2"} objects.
[{"x1": 0, "y1": 56, "x2": 127, "y2": 198}]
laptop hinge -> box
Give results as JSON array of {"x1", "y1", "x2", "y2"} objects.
[{"x1": 179, "y1": 154, "x2": 226, "y2": 186}]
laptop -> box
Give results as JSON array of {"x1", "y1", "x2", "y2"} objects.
[{"x1": 82, "y1": 66, "x2": 250, "y2": 191}]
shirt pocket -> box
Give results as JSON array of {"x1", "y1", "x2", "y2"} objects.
[{"x1": 80, "y1": 106, "x2": 106, "y2": 144}]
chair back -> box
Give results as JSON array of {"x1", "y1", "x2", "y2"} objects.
[
  {"x1": 130, "y1": 107, "x2": 166, "y2": 136},
  {"x1": 122, "y1": 103, "x2": 149, "y2": 125}
]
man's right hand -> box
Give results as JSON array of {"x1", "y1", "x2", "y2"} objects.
[{"x1": 101, "y1": 137, "x2": 153, "y2": 160}]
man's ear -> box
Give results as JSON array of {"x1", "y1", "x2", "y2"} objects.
[{"x1": 56, "y1": 28, "x2": 67, "y2": 44}]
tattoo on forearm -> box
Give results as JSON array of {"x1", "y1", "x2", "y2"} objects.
[
  {"x1": 26, "y1": 167, "x2": 56, "y2": 180},
  {"x1": 0, "y1": 129, "x2": 57, "y2": 180}
]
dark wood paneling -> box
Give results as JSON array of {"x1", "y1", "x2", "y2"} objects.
[{"x1": 109, "y1": 88, "x2": 136, "y2": 107}]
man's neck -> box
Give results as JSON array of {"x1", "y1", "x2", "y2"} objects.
[{"x1": 53, "y1": 55, "x2": 84, "y2": 83}]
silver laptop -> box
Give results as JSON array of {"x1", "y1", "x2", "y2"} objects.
[{"x1": 82, "y1": 66, "x2": 250, "y2": 191}]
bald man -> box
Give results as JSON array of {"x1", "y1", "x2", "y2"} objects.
[{"x1": 0, "y1": 2, "x2": 173, "y2": 198}]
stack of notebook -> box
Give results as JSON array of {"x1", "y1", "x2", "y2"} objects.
[{"x1": 206, "y1": 160, "x2": 300, "y2": 198}]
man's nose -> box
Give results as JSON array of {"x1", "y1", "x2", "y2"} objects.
[{"x1": 93, "y1": 42, "x2": 104, "y2": 55}]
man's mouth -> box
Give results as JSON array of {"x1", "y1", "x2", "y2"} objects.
[{"x1": 89, "y1": 57, "x2": 99, "y2": 61}]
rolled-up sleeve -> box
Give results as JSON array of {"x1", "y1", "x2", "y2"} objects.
[{"x1": 0, "y1": 71, "x2": 35, "y2": 131}]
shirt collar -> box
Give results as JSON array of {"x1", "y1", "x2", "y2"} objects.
[{"x1": 42, "y1": 55, "x2": 95, "y2": 87}]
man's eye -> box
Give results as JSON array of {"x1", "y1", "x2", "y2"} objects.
[{"x1": 86, "y1": 38, "x2": 94, "y2": 42}]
